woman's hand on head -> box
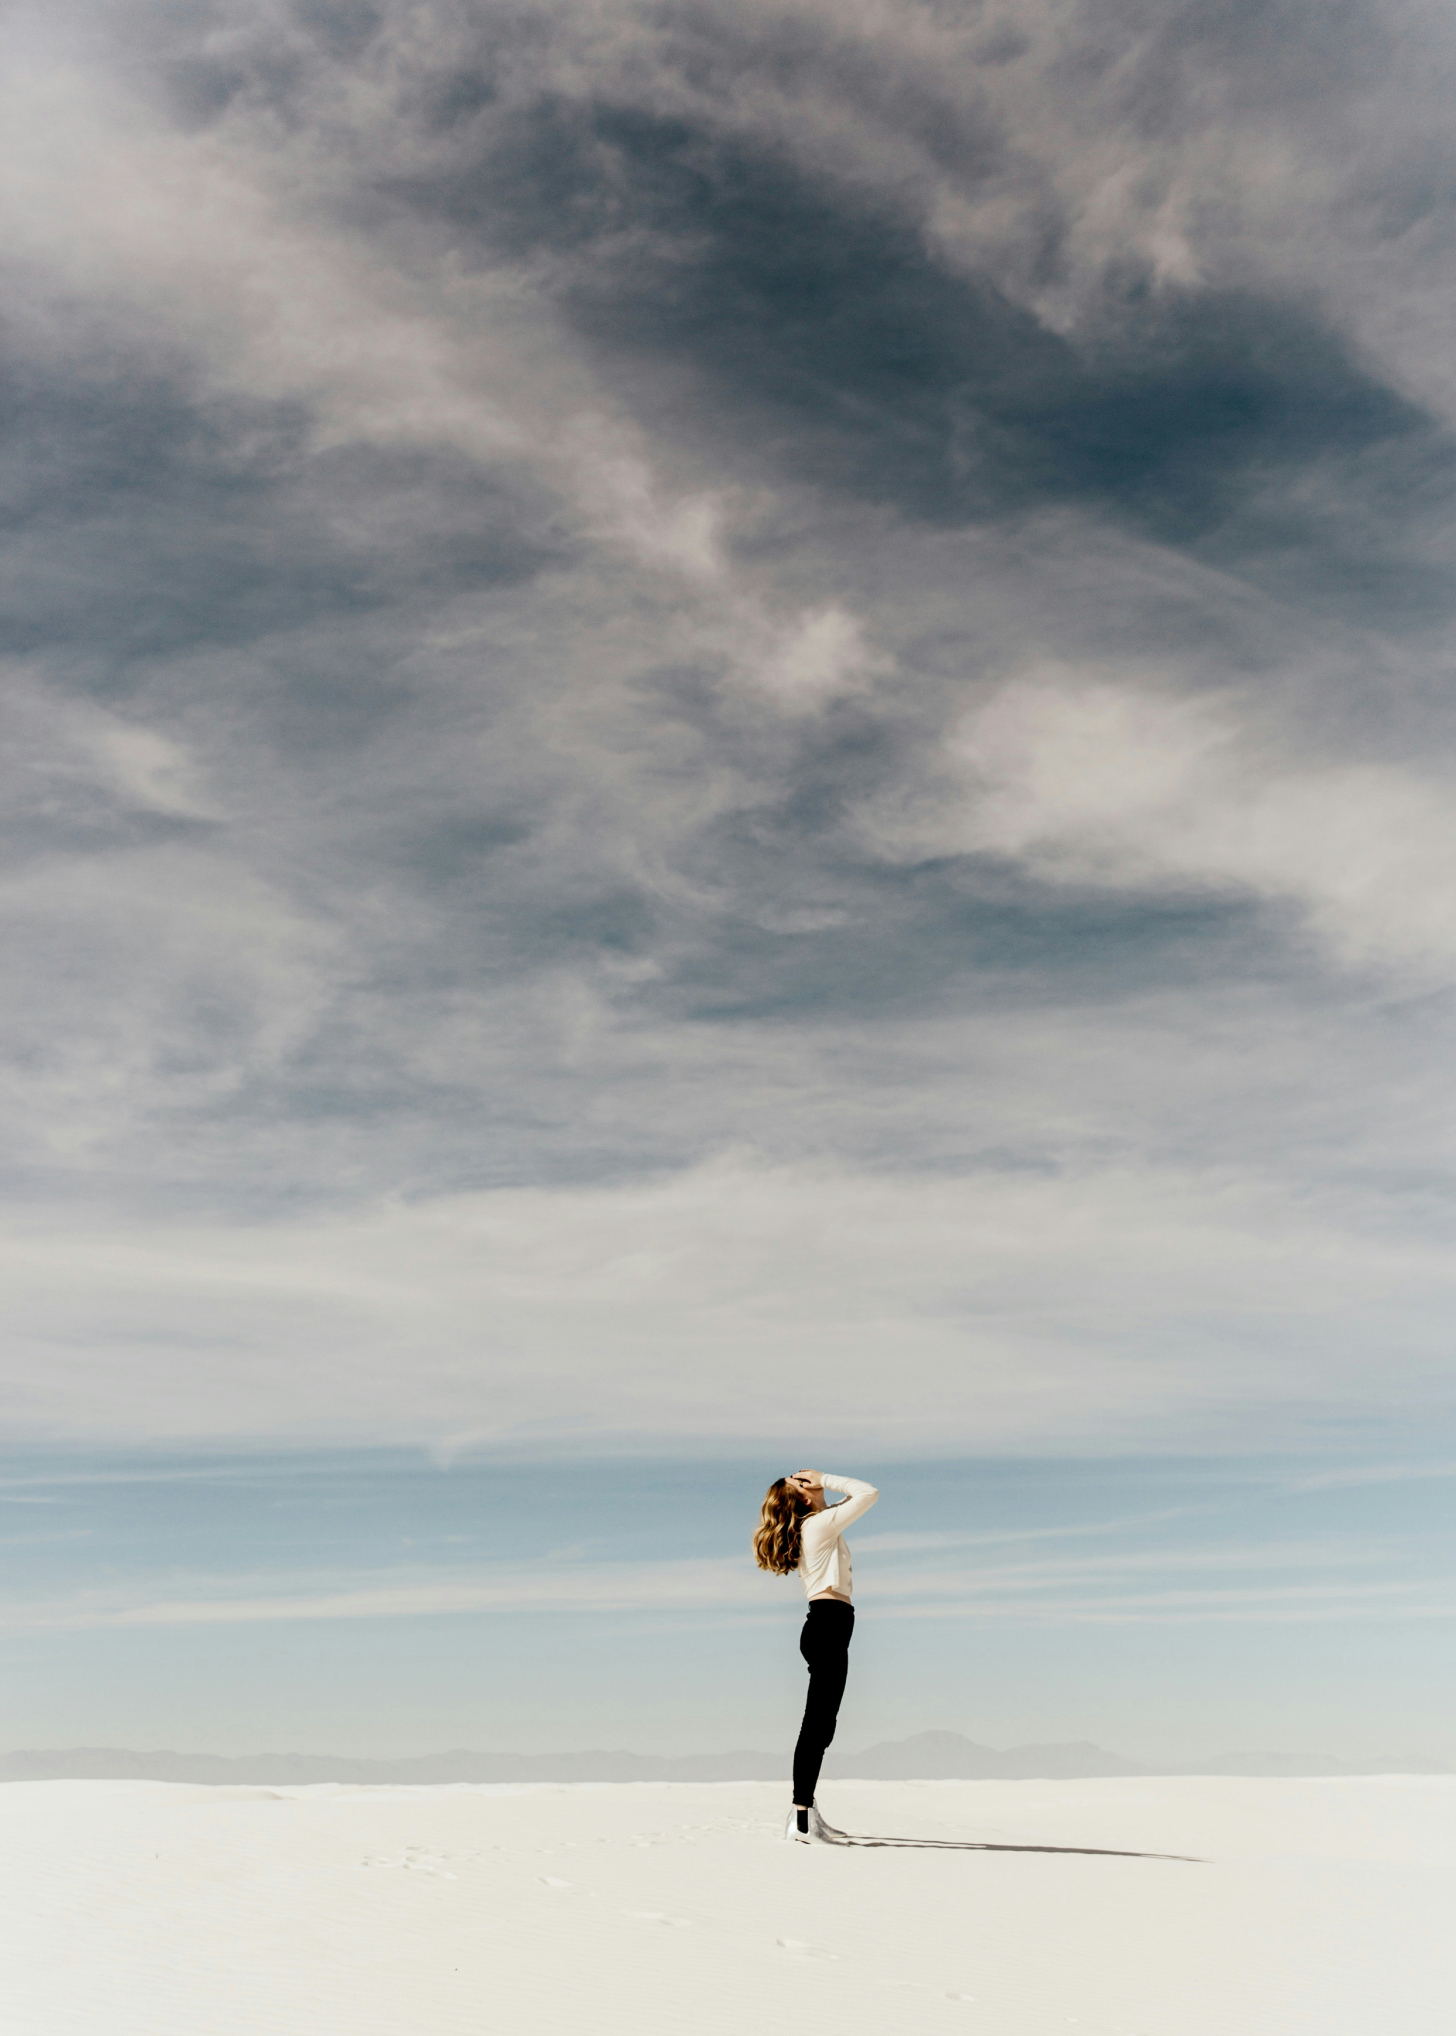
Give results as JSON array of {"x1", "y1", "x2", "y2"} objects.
[{"x1": 790, "y1": 1470, "x2": 824, "y2": 1491}]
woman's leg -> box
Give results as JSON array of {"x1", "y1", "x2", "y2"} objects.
[{"x1": 792, "y1": 1606, "x2": 854, "y2": 1807}]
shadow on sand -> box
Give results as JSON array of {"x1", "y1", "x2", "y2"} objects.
[{"x1": 830, "y1": 1833, "x2": 1202, "y2": 1861}]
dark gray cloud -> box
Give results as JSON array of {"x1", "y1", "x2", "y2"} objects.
[
  {"x1": 0, "y1": 346, "x2": 561, "y2": 670},
  {"x1": 2, "y1": 0, "x2": 1456, "y2": 1451},
  {"x1": 399, "y1": 98, "x2": 1442, "y2": 577}
]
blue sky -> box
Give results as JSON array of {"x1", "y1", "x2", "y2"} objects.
[
  {"x1": 3, "y1": 1451, "x2": 1455, "y2": 1760},
  {"x1": 2, "y1": 0, "x2": 1456, "y2": 1757}
]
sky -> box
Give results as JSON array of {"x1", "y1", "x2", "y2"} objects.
[{"x1": 2, "y1": 0, "x2": 1456, "y2": 1760}]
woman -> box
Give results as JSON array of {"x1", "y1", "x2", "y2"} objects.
[{"x1": 753, "y1": 1467, "x2": 879, "y2": 1844}]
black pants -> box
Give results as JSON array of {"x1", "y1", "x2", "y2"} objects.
[{"x1": 792, "y1": 1599, "x2": 855, "y2": 1805}]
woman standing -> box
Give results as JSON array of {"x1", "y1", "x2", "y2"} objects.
[{"x1": 753, "y1": 1468, "x2": 879, "y2": 1844}]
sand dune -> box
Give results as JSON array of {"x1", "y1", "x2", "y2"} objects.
[{"x1": 2, "y1": 1776, "x2": 1450, "y2": 2033}]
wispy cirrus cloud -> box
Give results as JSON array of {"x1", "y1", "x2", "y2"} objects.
[
  {"x1": 5, "y1": 1152, "x2": 1456, "y2": 1452},
  {"x1": 3, "y1": 1529, "x2": 1439, "y2": 1632}
]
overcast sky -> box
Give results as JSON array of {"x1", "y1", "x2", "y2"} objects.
[{"x1": 3, "y1": 0, "x2": 1456, "y2": 1751}]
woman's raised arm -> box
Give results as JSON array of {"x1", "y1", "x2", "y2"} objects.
[{"x1": 816, "y1": 1473, "x2": 879, "y2": 1534}]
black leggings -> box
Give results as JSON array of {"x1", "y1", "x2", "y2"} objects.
[{"x1": 792, "y1": 1599, "x2": 855, "y2": 1805}]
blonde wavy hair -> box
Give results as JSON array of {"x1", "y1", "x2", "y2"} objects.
[{"x1": 753, "y1": 1477, "x2": 808, "y2": 1575}]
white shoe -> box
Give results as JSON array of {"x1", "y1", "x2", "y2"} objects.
[{"x1": 784, "y1": 1805, "x2": 845, "y2": 1844}]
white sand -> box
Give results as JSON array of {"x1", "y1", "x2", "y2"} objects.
[{"x1": 1, "y1": 1776, "x2": 1450, "y2": 2034}]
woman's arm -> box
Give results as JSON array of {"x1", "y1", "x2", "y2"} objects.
[{"x1": 817, "y1": 1473, "x2": 879, "y2": 1534}]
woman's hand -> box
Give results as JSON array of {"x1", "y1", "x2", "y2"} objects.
[{"x1": 789, "y1": 1469, "x2": 824, "y2": 1491}]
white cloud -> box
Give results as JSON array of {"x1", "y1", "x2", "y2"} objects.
[
  {"x1": 0, "y1": 38, "x2": 733, "y2": 589},
  {"x1": 0, "y1": 1526, "x2": 1433, "y2": 1632},
  {"x1": 865, "y1": 665, "x2": 1456, "y2": 973},
  {"x1": 3, "y1": 1153, "x2": 1454, "y2": 1451},
  {"x1": 748, "y1": 606, "x2": 887, "y2": 712},
  {"x1": 0, "y1": 843, "x2": 335, "y2": 1163},
  {"x1": 0, "y1": 1554, "x2": 769, "y2": 1632},
  {"x1": 0, "y1": 672, "x2": 222, "y2": 824}
]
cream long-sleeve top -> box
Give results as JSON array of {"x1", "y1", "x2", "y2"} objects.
[{"x1": 798, "y1": 1475, "x2": 879, "y2": 1601}]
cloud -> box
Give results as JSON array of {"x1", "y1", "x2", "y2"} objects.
[
  {"x1": 1285, "y1": 1460, "x2": 1456, "y2": 1493},
  {"x1": 0, "y1": 1522, "x2": 1436, "y2": 1631},
  {"x1": 0, "y1": 671, "x2": 221, "y2": 832},
  {"x1": 747, "y1": 605, "x2": 887, "y2": 713},
  {"x1": 862, "y1": 664, "x2": 1456, "y2": 973},
  {"x1": 4, "y1": 1152, "x2": 1456, "y2": 1452},
  {"x1": 0, "y1": 0, "x2": 1454, "y2": 1461},
  {"x1": 5, "y1": 1555, "x2": 770, "y2": 1631}
]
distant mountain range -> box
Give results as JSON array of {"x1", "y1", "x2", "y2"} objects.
[
  {"x1": 1, "y1": 1730, "x2": 1448, "y2": 1785},
  {"x1": 829, "y1": 1732, "x2": 1451, "y2": 1780}
]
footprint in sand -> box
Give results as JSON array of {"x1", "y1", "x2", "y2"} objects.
[
  {"x1": 539, "y1": 1876, "x2": 574, "y2": 1889},
  {"x1": 358, "y1": 1851, "x2": 456, "y2": 1878},
  {"x1": 776, "y1": 1938, "x2": 838, "y2": 1960}
]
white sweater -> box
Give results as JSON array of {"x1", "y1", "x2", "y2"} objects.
[{"x1": 798, "y1": 1475, "x2": 880, "y2": 1601}]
